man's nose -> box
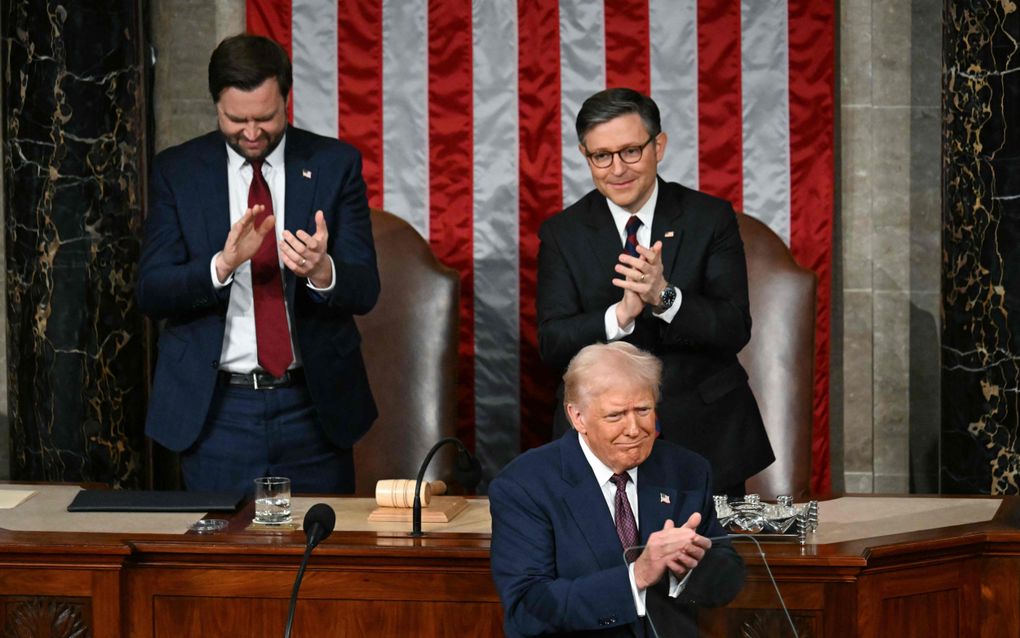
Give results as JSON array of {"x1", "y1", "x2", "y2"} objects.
[
  {"x1": 243, "y1": 123, "x2": 260, "y2": 140},
  {"x1": 622, "y1": 412, "x2": 640, "y2": 435},
  {"x1": 609, "y1": 155, "x2": 628, "y2": 175}
]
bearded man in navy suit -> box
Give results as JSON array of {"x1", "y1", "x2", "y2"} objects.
[
  {"x1": 490, "y1": 342, "x2": 744, "y2": 638},
  {"x1": 537, "y1": 88, "x2": 773, "y2": 496},
  {"x1": 137, "y1": 35, "x2": 379, "y2": 494}
]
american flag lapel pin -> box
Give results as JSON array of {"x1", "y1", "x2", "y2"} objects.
[
  {"x1": 660, "y1": 493, "x2": 670, "y2": 504},
  {"x1": 302, "y1": 169, "x2": 312, "y2": 179},
  {"x1": 664, "y1": 231, "x2": 675, "y2": 238}
]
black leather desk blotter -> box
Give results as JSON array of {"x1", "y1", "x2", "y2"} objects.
[{"x1": 67, "y1": 490, "x2": 243, "y2": 513}]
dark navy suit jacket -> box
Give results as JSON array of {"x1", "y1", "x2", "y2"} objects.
[
  {"x1": 489, "y1": 430, "x2": 744, "y2": 638},
  {"x1": 537, "y1": 179, "x2": 774, "y2": 490},
  {"x1": 136, "y1": 127, "x2": 379, "y2": 452}
]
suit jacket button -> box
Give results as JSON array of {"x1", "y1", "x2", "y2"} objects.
[{"x1": 211, "y1": 360, "x2": 219, "y2": 369}]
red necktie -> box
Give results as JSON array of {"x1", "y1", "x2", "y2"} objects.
[
  {"x1": 248, "y1": 159, "x2": 293, "y2": 377},
  {"x1": 624, "y1": 215, "x2": 642, "y2": 258},
  {"x1": 611, "y1": 473, "x2": 640, "y2": 560}
]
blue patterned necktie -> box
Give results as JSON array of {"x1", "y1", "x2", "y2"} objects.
[{"x1": 624, "y1": 215, "x2": 642, "y2": 258}]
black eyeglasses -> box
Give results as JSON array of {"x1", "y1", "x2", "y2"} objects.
[{"x1": 584, "y1": 136, "x2": 656, "y2": 169}]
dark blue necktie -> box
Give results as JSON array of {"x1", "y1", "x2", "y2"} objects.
[{"x1": 624, "y1": 215, "x2": 642, "y2": 258}]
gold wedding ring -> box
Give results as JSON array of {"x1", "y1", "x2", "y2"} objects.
[
  {"x1": 640, "y1": 274, "x2": 646, "y2": 282},
  {"x1": 301, "y1": 258, "x2": 307, "y2": 266}
]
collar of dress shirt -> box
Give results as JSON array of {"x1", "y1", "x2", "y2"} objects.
[
  {"x1": 225, "y1": 130, "x2": 288, "y2": 174},
  {"x1": 577, "y1": 431, "x2": 639, "y2": 489},
  {"x1": 607, "y1": 178, "x2": 659, "y2": 242}
]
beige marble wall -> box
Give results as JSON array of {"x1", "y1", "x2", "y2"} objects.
[
  {"x1": 151, "y1": 0, "x2": 244, "y2": 152},
  {"x1": 836, "y1": 0, "x2": 942, "y2": 494}
]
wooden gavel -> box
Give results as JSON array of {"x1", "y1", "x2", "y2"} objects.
[{"x1": 374, "y1": 479, "x2": 448, "y2": 508}]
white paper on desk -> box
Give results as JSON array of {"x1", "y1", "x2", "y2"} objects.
[{"x1": 0, "y1": 489, "x2": 36, "y2": 509}]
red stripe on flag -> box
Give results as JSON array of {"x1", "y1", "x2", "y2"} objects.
[
  {"x1": 337, "y1": 0, "x2": 383, "y2": 209},
  {"x1": 428, "y1": 0, "x2": 475, "y2": 449},
  {"x1": 604, "y1": 0, "x2": 650, "y2": 94},
  {"x1": 788, "y1": 0, "x2": 834, "y2": 494},
  {"x1": 518, "y1": 0, "x2": 563, "y2": 450},
  {"x1": 246, "y1": 0, "x2": 294, "y2": 123},
  {"x1": 697, "y1": 0, "x2": 742, "y2": 209}
]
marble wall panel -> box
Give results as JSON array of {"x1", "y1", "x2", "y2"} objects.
[
  {"x1": 842, "y1": 290, "x2": 874, "y2": 475},
  {"x1": 2, "y1": 0, "x2": 147, "y2": 486},
  {"x1": 841, "y1": 106, "x2": 874, "y2": 291},
  {"x1": 151, "y1": 0, "x2": 243, "y2": 152},
  {"x1": 838, "y1": 0, "x2": 942, "y2": 495},
  {"x1": 941, "y1": 0, "x2": 1020, "y2": 494}
]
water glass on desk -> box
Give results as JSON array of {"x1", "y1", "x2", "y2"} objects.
[{"x1": 254, "y1": 477, "x2": 292, "y2": 524}]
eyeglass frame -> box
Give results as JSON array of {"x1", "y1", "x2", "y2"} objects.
[{"x1": 582, "y1": 135, "x2": 657, "y2": 169}]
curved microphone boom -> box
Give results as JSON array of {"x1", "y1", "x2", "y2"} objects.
[
  {"x1": 284, "y1": 503, "x2": 336, "y2": 638},
  {"x1": 411, "y1": 437, "x2": 480, "y2": 537}
]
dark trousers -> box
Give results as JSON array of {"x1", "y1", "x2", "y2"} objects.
[{"x1": 181, "y1": 381, "x2": 354, "y2": 495}]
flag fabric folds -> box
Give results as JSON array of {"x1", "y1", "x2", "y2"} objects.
[{"x1": 247, "y1": 0, "x2": 834, "y2": 493}]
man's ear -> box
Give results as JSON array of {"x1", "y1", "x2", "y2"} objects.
[
  {"x1": 566, "y1": 403, "x2": 586, "y2": 435},
  {"x1": 653, "y1": 131, "x2": 668, "y2": 163}
]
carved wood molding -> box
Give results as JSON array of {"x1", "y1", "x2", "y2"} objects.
[
  {"x1": 1, "y1": 597, "x2": 90, "y2": 638},
  {"x1": 736, "y1": 609, "x2": 816, "y2": 637}
]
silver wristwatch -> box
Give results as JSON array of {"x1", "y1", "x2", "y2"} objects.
[{"x1": 656, "y1": 284, "x2": 677, "y2": 312}]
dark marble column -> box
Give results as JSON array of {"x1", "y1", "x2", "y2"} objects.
[
  {"x1": 2, "y1": 0, "x2": 148, "y2": 486},
  {"x1": 942, "y1": 1, "x2": 1020, "y2": 494}
]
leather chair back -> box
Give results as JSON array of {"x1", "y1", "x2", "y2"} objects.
[
  {"x1": 737, "y1": 214, "x2": 816, "y2": 500},
  {"x1": 353, "y1": 210, "x2": 460, "y2": 496}
]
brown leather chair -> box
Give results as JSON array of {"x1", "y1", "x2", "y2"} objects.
[
  {"x1": 352, "y1": 209, "x2": 460, "y2": 496},
  {"x1": 737, "y1": 214, "x2": 816, "y2": 500}
]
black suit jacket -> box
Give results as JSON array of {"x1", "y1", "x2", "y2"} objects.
[
  {"x1": 489, "y1": 430, "x2": 745, "y2": 638},
  {"x1": 136, "y1": 127, "x2": 379, "y2": 452},
  {"x1": 536, "y1": 179, "x2": 773, "y2": 490}
]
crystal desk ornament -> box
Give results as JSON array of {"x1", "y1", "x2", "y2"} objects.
[{"x1": 714, "y1": 495, "x2": 819, "y2": 543}]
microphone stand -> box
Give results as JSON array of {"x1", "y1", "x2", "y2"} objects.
[
  {"x1": 411, "y1": 437, "x2": 476, "y2": 537},
  {"x1": 284, "y1": 503, "x2": 335, "y2": 638},
  {"x1": 284, "y1": 543, "x2": 315, "y2": 638}
]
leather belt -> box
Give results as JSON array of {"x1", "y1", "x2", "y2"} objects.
[{"x1": 217, "y1": 368, "x2": 305, "y2": 390}]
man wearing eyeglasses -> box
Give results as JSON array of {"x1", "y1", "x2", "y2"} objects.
[{"x1": 536, "y1": 88, "x2": 773, "y2": 497}]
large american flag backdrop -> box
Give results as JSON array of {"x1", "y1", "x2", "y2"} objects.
[{"x1": 247, "y1": 0, "x2": 834, "y2": 493}]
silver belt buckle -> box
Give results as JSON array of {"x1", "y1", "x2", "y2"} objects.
[{"x1": 252, "y1": 372, "x2": 261, "y2": 390}]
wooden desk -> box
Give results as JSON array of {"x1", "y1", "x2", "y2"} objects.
[{"x1": 0, "y1": 489, "x2": 1017, "y2": 637}]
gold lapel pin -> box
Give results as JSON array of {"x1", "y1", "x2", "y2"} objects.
[
  {"x1": 664, "y1": 231, "x2": 675, "y2": 238},
  {"x1": 302, "y1": 169, "x2": 312, "y2": 179}
]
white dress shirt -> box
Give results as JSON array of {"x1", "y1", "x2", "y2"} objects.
[
  {"x1": 603, "y1": 181, "x2": 684, "y2": 341},
  {"x1": 209, "y1": 134, "x2": 335, "y2": 373},
  {"x1": 577, "y1": 434, "x2": 688, "y2": 618}
]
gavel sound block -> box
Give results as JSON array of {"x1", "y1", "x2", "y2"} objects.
[{"x1": 367, "y1": 479, "x2": 469, "y2": 523}]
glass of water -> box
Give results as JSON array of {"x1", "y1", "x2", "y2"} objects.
[{"x1": 254, "y1": 476, "x2": 292, "y2": 525}]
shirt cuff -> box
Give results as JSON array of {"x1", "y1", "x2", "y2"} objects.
[
  {"x1": 306, "y1": 255, "x2": 336, "y2": 292},
  {"x1": 210, "y1": 252, "x2": 233, "y2": 288},
  {"x1": 668, "y1": 570, "x2": 693, "y2": 598},
  {"x1": 652, "y1": 287, "x2": 682, "y2": 323},
  {"x1": 605, "y1": 304, "x2": 636, "y2": 341},
  {"x1": 628, "y1": 562, "x2": 648, "y2": 617}
]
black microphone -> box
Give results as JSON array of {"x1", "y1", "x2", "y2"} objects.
[
  {"x1": 411, "y1": 437, "x2": 479, "y2": 537},
  {"x1": 284, "y1": 503, "x2": 336, "y2": 638}
]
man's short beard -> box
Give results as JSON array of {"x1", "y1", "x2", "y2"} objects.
[{"x1": 223, "y1": 128, "x2": 285, "y2": 161}]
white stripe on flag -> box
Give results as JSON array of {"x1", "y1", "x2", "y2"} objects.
[
  {"x1": 291, "y1": 0, "x2": 338, "y2": 137},
  {"x1": 740, "y1": 0, "x2": 791, "y2": 242},
  {"x1": 559, "y1": 0, "x2": 605, "y2": 208},
  {"x1": 382, "y1": 0, "x2": 430, "y2": 236},
  {"x1": 472, "y1": 0, "x2": 521, "y2": 474},
  {"x1": 650, "y1": 0, "x2": 699, "y2": 189}
]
